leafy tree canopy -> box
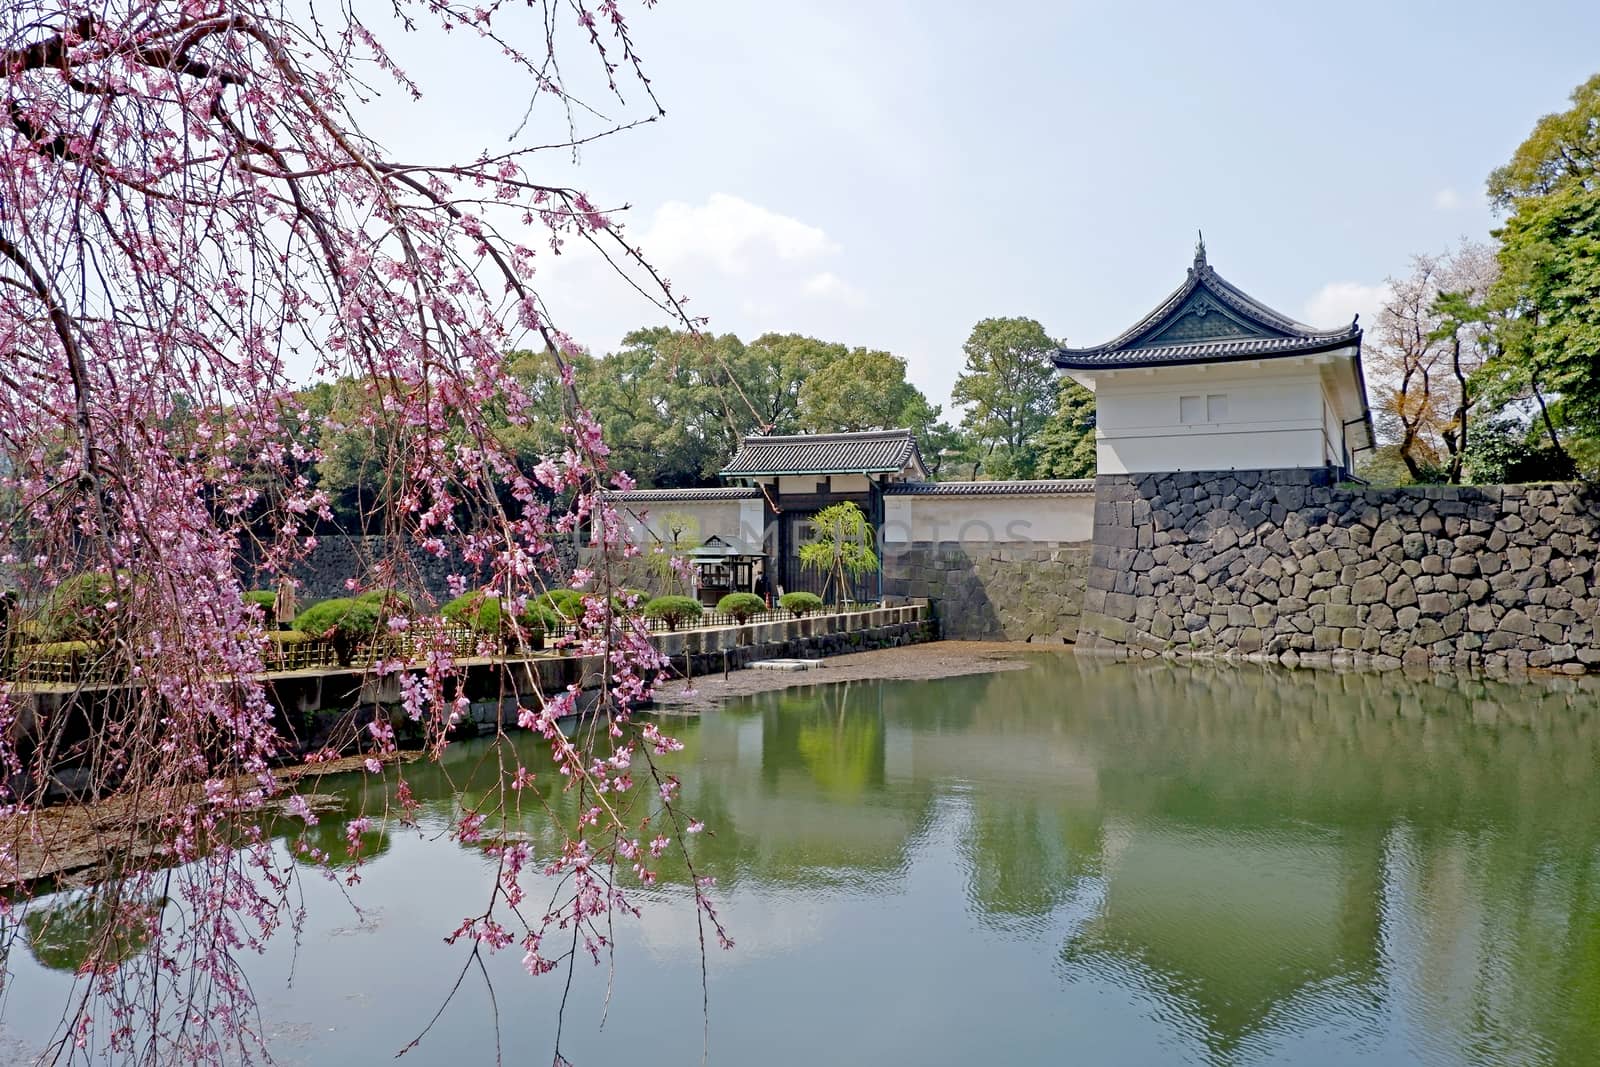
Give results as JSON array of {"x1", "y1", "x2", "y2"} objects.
[
  {"x1": 1488, "y1": 73, "x2": 1600, "y2": 208},
  {"x1": 798, "y1": 346, "x2": 940, "y2": 438},
  {"x1": 1035, "y1": 380, "x2": 1097, "y2": 479},
  {"x1": 951, "y1": 317, "x2": 1059, "y2": 479},
  {"x1": 1487, "y1": 72, "x2": 1600, "y2": 469}
]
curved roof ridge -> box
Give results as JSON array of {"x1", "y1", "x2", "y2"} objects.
[
  {"x1": 1200, "y1": 266, "x2": 1352, "y2": 339},
  {"x1": 1056, "y1": 256, "x2": 1360, "y2": 363},
  {"x1": 736, "y1": 427, "x2": 913, "y2": 443},
  {"x1": 1066, "y1": 268, "x2": 1204, "y2": 357},
  {"x1": 720, "y1": 427, "x2": 927, "y2": 478}
]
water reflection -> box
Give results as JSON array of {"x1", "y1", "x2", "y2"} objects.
[
  {"x1": 23, "y1": 890, "x2": 166, "y2": 974},
  {"x1": 10, "y1": 654, "x2": 1600, "y2": 1065}
]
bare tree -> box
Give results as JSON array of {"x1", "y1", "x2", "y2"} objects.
[{"x1": 1367, "y1": 241, "x2": 1499, "y2": 482}]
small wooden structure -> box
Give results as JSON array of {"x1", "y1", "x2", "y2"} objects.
[
  {"x1": 689, "y1": 534, "x2": 765, "y2": 606},
  {"x1": 718, "y1": 429, "x2": 928, "y2": 603}
]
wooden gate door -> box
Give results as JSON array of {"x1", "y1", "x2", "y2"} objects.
[{"x1": 779, "y1": 510, "x2": 879, "y2": 604}]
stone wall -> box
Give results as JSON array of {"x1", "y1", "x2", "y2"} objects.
[
  {"x1": 883, "y1": 542, "x2": 1089, "y2": 641},
  {"x1": 241, "y1": 535, "x2": 576, "y2": 604},
  {"x1": 1079, "y1": 469, "x2": 1600, "y2": 673}
]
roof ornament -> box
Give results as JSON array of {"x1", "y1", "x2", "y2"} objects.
[{"x1": 1192, "y1": 230, "x2": 1207, "y2": 272}]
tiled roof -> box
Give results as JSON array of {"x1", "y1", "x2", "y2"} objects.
[
  {"x1": 691, "y1": 534, "x2": 765, "y2": 557},
  {"x1": 720, "y1": 429, "x2": 927, "y2": 478},
  {"x1": 1054, "y1": 247, "x2": 1361, "y2": 371},
  {"x1": 1060, "y1": 333, "x2": 1359, "y2": 368},
  {"x1": 883, "y1": 479, "x2": 1094, "y2": 496},
  {"x1": 607, "y1": 487, "x2": 760, "y2": 502}
]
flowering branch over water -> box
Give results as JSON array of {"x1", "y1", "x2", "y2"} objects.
[{"x1": 0, "y1": 1, "x2": 715, "y2": 1061}]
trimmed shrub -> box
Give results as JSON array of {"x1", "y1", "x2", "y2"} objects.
[
  {"x1": 356, "y1": 587, "x2": 415, "y2": 611},
  {"x1": 296, "y1": 598, "x2": 381, "y2": 666},
  {"x1": 443, "y1": 591, "x2": 559, "y2": 641},
  {"x1": 441, "y1": 591, "x2": 488, "y2": 628},
  {"x1": 294, "y1": 598, "x2": 381, "y2": 640},
  {"x1": 536, "y1": 588, "x2": 585, "y2": 619},
  {"x1": 23, "y1": 640, "x2": 99, "y2": 658},
  {"x1": 779, "y1": 591, "x2": 823, "y2": 618},
  {"x1": 644, "y1": 595, "x2": 704, "y2": 632},
  {"x1": 716, "y1": 592, "x2": 766, "y2": 623},
  {"x1": 243, "y1": 590, "x2": 277, "y2": 613},
  {"x1": 44, "y1": 572, "x2": 132, "y2": 642}
]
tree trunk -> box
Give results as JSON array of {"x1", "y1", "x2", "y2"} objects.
[
  {"x1": 1532, "y1": 375, "x2": 1567, "y2": 454},
  {"x1": 1448, "y1": 334, "x2": 1468, "y2": 484}
]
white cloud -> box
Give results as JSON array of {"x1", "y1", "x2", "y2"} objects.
[
  {"x1": 640, "y1": 192, "x2": 839, "y2": 276},
  {"x1": 1433, "y1": 187, "x2": 1464, "y2": 211},
  {"x1": 524, "y1": 192, "x2": 867, "y2": 356},
  {"x1": 1302, "y1": 281, "x2": 1390, "y2": 332},
  {"x1": 802, "y1": 271, "x2": 865, "y2": 307}
]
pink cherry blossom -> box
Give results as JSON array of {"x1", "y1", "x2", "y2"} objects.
[{"x1": 0, "y1": 0, "x2": 721, "y2": 1060}]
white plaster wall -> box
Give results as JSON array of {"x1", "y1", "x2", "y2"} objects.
[
  {"x1": 881, "y1": 493, "x2": 1094, "y2": 545},
  {"x1": 773, "y1": 473, "x2": 874, "y2": 494},
  {"x1": 1087, "y1": 359, "x2": 1354, "y2": 474},
  {"x1": 776, "y1": 475, "x2": 826, "y2": 495},
  {"x1": 831, "y1": 474, "x2": 872, "y2": 493},
  {"x1": 1321, "y1": 389, "x2": 1344, "y2": 468},
  {"x1": 738, "y1": 497, "x2": 766, "y2": 544},
  {"x1": 1099, "y1": 429, "x2": 1327, "y2": 475},
  {"x1": 609, "y1": 499, "x2": 761, "y2": 546}
]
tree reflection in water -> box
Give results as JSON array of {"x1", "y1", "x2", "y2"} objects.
[{"x1": 13, "y1": 654, "x2": 1600, "y2": 1064}]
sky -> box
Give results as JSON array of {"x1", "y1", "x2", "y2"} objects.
[{"x1": 360, "y1": 0, "x2": 1600, "y2": 414}]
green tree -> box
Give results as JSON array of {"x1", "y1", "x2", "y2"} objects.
[
  {"x1": 1035, "y1": 380, "x2": 1097, "y2": 479},
  {"x1": 499, "y1": 346, "x2": 594, "y2": 465},
  {"x1": 581, "y1": 330, "x2": 948, "y2": 482},
  {"x1": 1492, "y1": 183, "x2": 1600, "y2": 456},
  {"x1": 798, "y1": 346, "x2": 940, "y2": 437},
  {"x1": 951, "y1": 317, "x2": 1059, "y2": 479},
  {"x1": 921, "y1": 420, "x2": 981, "y2": 480},
  {"x1": 1488, "y1": 73, "x2": 1600, "y2": 208},
  {"x1": 797, "y1": 502, "x2": 877, "y2": 605},
  {"x1": 739, "y1": 333, "x2": 848, "y2": 433},
  {"x1": 306, "y1": 378, "x2": 396, "y2": 530},
  {"x1": 583, "y1": 329, "x2": 745, "y2": 486},
  {"x1": 1488, "y1": 73, "x2": 1600, "y2": 471}
]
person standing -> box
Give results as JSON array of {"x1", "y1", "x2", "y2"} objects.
[
  {"x1": 0, "y1": 590, "x2": 15, "y2": 665},
  {"x1": 273, "y1": 577, "x2": 297, "y2": 631}
]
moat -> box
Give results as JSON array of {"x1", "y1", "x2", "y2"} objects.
[{"x1": 6, "y1": 652, "x2": 1600, "y2": 1065}]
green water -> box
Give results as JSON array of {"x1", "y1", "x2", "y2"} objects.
[{"x1": 8, "y1": 653, "x2": 1600, "y2": 1065}]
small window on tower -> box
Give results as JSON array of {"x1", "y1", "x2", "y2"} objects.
[
  {"x1": 1179, "y1": 395, "x2": 1203, "y2": 423},
  {"x1": 1206, "y1": 394, "x2": 1229, "y2": 421}
]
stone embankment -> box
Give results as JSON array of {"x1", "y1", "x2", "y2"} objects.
[
  {"x1": 1079, "y1": 469, "x2": 1600, "y2": 674},
  {"x1": 883, "y1": 542, "x2": 1088, "y2": 641},
  {"x1": 238, "y1": 533, "x2": 577, "y2": 602}
]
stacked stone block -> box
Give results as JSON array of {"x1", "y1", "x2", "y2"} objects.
[
  {"x1": 242, "y1": 534, "x2": 576, "y2": 603},
  {"x1": 1079, "y1": 469, "x2": 1600, "y2": 674},
  {"x1": 882, "y1": 542, "x2": 1088, "y2": 641}
]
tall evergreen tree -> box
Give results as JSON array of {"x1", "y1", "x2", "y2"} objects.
[{"x1": 951, "y1": 317, "x2": 1059, "y2": 479}]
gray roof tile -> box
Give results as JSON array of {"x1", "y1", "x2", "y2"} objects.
[
  {"x1": 1054, "y1": 254, "x2": 1360, "y2": 370},
  {"x1": 883, "y1": 479, "x2": 1094, "y2": 496},
  {"x1": 607, "y1": 487, "x2": 761, "y2": 502},
  {"x1": 720, "y1": 429, "x2": 927, "y2": 478}
]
